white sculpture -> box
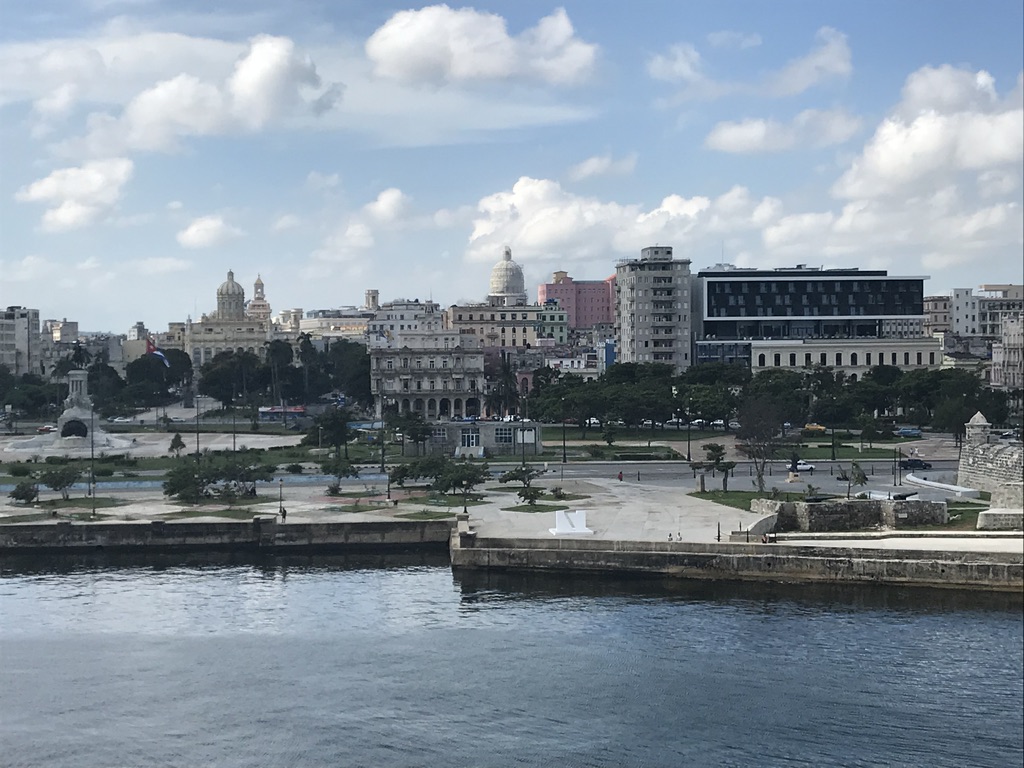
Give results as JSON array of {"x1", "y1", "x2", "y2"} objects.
[{"x1": 550, "y1": 509, "x2": 594, "y2": 536}]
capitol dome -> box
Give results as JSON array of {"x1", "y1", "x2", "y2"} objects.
[
  {"x1": 218, "y1": 270, "x2": 245, "y2": 297},
  {"x1": 488, "y1": 246, "x2": 527, "y2": 305},
  {"x1": 215, "y1": 269, "x2": 246, "y2": 320}
]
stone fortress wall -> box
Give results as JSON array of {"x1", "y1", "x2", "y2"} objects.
[{"x1": 956, "y1": 412, "x2": 1024, "y2": 495}]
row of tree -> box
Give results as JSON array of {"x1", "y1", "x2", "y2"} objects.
[{"x1": 523, "y1": 362, "x2": 1014, "y2": 436}]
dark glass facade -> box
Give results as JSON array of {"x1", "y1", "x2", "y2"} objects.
[{"x1": 700, "y1": 271, "x2": 924, "y2": 340}]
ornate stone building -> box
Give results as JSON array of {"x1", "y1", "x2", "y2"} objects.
[{"x1": 182, "y1": 271, "x2": 274, "y2": 367}]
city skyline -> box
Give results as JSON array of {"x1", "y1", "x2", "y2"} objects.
[{"x1": 2, "y1": 0, "x2": 1022, "y2": 332}]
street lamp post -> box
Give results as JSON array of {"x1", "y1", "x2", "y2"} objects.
[
  {"x1": 561, "y1": 398, "x2": 567, "y2": 464},
  {"x1": 278, "y1": 477, "x2": 284, "y2": 516},
  {"x1": 90, "y1": 407, "x2": 96, "y2": 517},
  {"x1": 686, "y1": 397, "x2": 692, "y2": 462},
  {"x1": 830, "y1": 428, "x2": 836, "y2": 462}
]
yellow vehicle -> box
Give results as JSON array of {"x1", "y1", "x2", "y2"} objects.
[{"x1": 804, "y1": 422, "x2": 826, "y2": 432}]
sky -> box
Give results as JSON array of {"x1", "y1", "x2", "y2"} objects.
[{"x1": 1, "y1": 0, "x2": 1022, "y2": 333}]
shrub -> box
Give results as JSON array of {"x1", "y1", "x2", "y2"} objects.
[
  {"x1": 550, "y1": 486, "x2": 566, "y2": 500},
  {"x1": 285, "y1": 463, "x2": 304, "y2": 474},
  {"x1": 44, "y1": 456, "x2": 71, "y2": 465},
  {"x1": 8, "y1": 464, "x2": 33, "y2": 477},
  {"x1": 93, "y1": 467, "x2": 114, "y2": 477},
  {"x1": 8, "y1": 481, "x2": 38, "y2": 504},
  {"x1": 326, "y1": 482, "x2": 341, "y2": 496},
  {"x1": 585, "y1": 445, "x2": 605, "y2": 458}
]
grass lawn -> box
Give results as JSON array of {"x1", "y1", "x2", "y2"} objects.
[
  {"x1": 691, "y1": 490, "x2": 807, "y2": 512},
  {"x1": 398, "y1": 510, "x2": 457, "y2": 521},
  {"x1": 501, "y1": 502, "x2": 570, "y2": 513},
  {"x1": 163, "y1": 508, "x2": 267, "y2": 520}
]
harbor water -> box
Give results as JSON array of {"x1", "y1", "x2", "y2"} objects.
[{"x1": 1, "y1": 553, "x2": 1021, "y2": 767}]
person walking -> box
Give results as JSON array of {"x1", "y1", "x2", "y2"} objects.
[{"x1": 617, "y1": 471, "x2": 623, "y2": 482}]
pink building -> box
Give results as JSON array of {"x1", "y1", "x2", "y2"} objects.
[{"x1": 537, "y1": 271, "x2": 615, "y2": 329}]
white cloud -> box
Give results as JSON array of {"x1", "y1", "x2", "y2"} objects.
[
  {"x1": 166, "y1": 200, "x2": 183, "y2": 210},
  {"x1": 271, "y1": 213, "x2": 301, "y2": 232},
  {"x1": 833, "y1": 66, "x2": 1024, "y2": 199},
  {"x1": 466, "y1": 177, "x2": 782, "y2": 263},
  {"x1": 567, "y1": 152, "x2": 637, "y2": 181},
  {"x1": 366, "y1": 6, "x2": 597, "y2": 86},
  {"x1": 977, "y1": 169, "x2": 1020, "y2": 198},
  {"x1": 305, "y1": 171, "x2": 339, "y2": 190},
  {"x1": 363, "y1": 188, "x2": 410, "y2": 223},
  {"x1": 136, "y1": 256, "x2": 190, "y2": 273},
  {"x1": 63, "y1": 34, "x2": 340, "y2": 155},
  {"x1": 767, "y1": 27, "x2": 852, "y2": 97},
  {"x1": 705, "y1": 109, "x2": 862, "y2": 153},
  {"x1": 0, "y1": 255, "x2": 54, "y2": 282},
  {"x1": 706, "y1": 31, "x2": 762, "y2": 50},
  {"x1": 14, "y1": 157, "x2": 134, "y2": 230},
  {"x1": 176, "y1": 214, "x2": 244, "y2": 248},
  {"x1": 652, "y1": 27, "x2": 851, "y2": 103}
]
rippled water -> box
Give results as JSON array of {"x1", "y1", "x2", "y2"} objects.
[{"x1": 1, "y1": 553, "x2": 1021, "y2": 768}]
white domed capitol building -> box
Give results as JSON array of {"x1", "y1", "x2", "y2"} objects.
[{"x1": 487, "y1": 246, "x2": 528, "y2": 307}]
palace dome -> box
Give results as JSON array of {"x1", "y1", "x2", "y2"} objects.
[
  {"x1": 489, "y1": 246, "x2": 526, "y2": 298},
  {"x1": 217, "y1": 270, "x2": 245, "y2": 297}
]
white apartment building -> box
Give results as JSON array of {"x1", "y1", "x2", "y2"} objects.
[
  {"x1": 615, "y1": 246, "x2": 692, "y2": 373},
  {"x1": 952, "y1": 285, "x2": 1024, "y2": 337}
]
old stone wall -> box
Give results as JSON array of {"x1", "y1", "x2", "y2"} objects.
[
  {"x1": 991, "y1": 482, "x2": 1024, "y2": 510},
  {"x1": 449, "y1": 535, "x2": 1023, "y2": 591},
  {"x1": 749, "y1": 498, "x2": 946, "y2": 532},
  {"x1": 958, "y1": 443, "x2": 1024, "y2": 495},
  {"x1": 0, "y1": 519, "x2": 454, "y2": 553}
]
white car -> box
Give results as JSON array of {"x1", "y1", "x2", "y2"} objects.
[
  {"x1": 711, "y1": 419, "x2": 725, "y2": 428},
  {"x1": 728, "y1": 420, "x2": 742, "y2": 430},
  {"x1": 795, "y1": 460, "x2": 816, "y2": 472},
  {"x1": 585, "y1": 417, "x2": 601, "y2": 427},
  {"x1": 111, "y1": 416, "x2": 134, "y2": 423}
]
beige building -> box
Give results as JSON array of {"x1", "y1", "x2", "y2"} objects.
[
  {"x1": 924, "y1": 295, "x2": 952, "y2": 336},
  {"x1": 179, "y1": 271, "x2": 274, "y2": 368},
  {"x1": 749, "y1": 337, "x2": 944, "y2": 381},
  {"x1": 991, "y1": 312, "x2": 1023, "y2": 393},
  {"x1": 952, "y1": 284, "x2": 1024, "y2": 337},
  {"x1": 368, "y1": 299, "x2": 486, "y2": 420},
  {"x1": 443, "y1": 303, "x2": 568, "y2": 349},
  {"x1": 0, "y1": 306, "x2": 40, "y2": 376}
]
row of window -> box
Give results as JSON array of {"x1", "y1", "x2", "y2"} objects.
[
  {"x1": 755, "y1": 350, "x2": 938, "y2": 368},
  {"x1": 385, "y1": 379, "x2": 480, "y2": 392}
]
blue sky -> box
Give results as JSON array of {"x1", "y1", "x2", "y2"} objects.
[{"x1": 2, "y1": 0, "x2": 1022, "y2": 332}]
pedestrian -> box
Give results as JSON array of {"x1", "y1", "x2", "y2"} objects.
[
  {"x1": 281, "y1": 508, "x2": 287, "y2": 522},
  {"x1": 617, "y1": 471, "x2": 623, "y2": 482}
]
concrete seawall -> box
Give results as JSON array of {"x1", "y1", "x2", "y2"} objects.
[
  {"x1": 450, "y1": 530, "x2": 1023, "y2": 592},
  {"x1": 0, "y1": 518, "x2": 454, "y2": 554}
]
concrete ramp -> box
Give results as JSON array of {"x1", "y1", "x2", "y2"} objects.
[{"x1": 550, "y1": 509, "x2": 594, "y2": 536}]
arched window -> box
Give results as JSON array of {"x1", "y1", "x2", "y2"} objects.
[
  {"x1": 850, "y1": 353, "x2": 858, "y2": 366},
  {"x1": 757, "y1": 353, "x2": 766, "y2": 367}
]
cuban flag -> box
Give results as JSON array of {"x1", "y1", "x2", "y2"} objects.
[{"x1": 146, "y1": 337, "x2": 171, "y2": 368}]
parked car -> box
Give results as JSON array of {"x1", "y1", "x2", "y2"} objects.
[
  {"x1": 728, "y1": 420, "x2": 742, "y2": 430},
  {"x1": 710, "y1": 419, "x2": 725, "y2": 429},
  {"x1": 36, "y1": 424, "x2": 57, "y2": 433},
  {"x1": 804, "y1": 423, "x2": 826, "y2": 433},
  {"x1": 895, "y1": 427, "x2": 922, "y2": 438},
  {"x1": 689, "y1": 418, "x2": 707, "y2": 427},
  {"x1": 998, "y1": 430, "x2": 1021, "y2": 441},
  {"x1": 641, "y1": 419, "x2": 663, "y2": 428},
  {"x1": 585, "y1": 417, "x2": 601, "y2": 427},
  {"x1": 899, "y1": 458, "x2": 933, "y2": 470},
  {"x1": 665, "y1": 418, "x2": 685, "y2": 427}
]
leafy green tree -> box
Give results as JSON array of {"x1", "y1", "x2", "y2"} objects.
[
  {"x1": 8, "y1": 481, "x2": 38, "y2": 504},
  {"x1": 39, "y1": 466, "x2": 82, "y2": 501},
  {"x1": 163, "y1": 461, "x2": 208, "y2": 503},
  {"x1": 735, "y1": 398, "x2": 785, "y2": 492},
  {"x1": 307, "y1": 407, "x2": 354, "y2": 460},
  {"x1": 320, "y1": 456, "x2": 359, "y2": 485},
  {"x1": 517, "y1": 486, "x2": 544, "y2": 506},
  {"x1": 691, "y1": 442, "x2": 737, "y2": 491},
  {"x1": 392, "y1": 410, "x2": 431, "y2": 456},
  {"x1": 169, "y1": 432, "x2": 186, "y2": 457},
  {"x1": 326, "y1": 339, "x2": 372, "y2": 406},
  {"x1": 499, "y1": 464, "x2": 545, "y2": 488},
  {"x1": 220, "y1": 455, "x2": 274, "y2": 496},
  {"x1": 434, "y1": 461, "x2": 490, "y2": 512},
  {"x1": 198, "y1": 351, "x2": 266, "y2": 407}
]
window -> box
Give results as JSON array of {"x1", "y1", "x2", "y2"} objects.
[
  {"x1": 495, "y1": 426, "x2": 513, "y2": 444},
  {"x1": 402, "y1": 358, "x2": 409, "y2": 368},
  {"x1": 865, "y1": 352, "x2": 872, "y2": 366},
  {"x1": 820, "y1": 352, "x2": 827, "y2": 365},
  {"x1": 757, "y1": 353, "x2": 766, "y2": 367},
  {"x1": 460, "y1": 428, "x2": 480, "y2": 448},
  {"x1": 386, "y1": 359, "x2": 394, "y2": 370},
  {"x1": 929, "y1": 352, "x2": 935, "y2": 365},
  {"x1": 836, "y1": 352, "x2": 843, "y2": 366},
  {"x1": 891, "y1": 352, "x2": 897, "y2": 365},
  {"x1": 429, "y1": 359, "x2": 435, "y2": 369},
  {"x1": 773, "y1": 353, "x2": 781, "y2": 367},
  {"x1": 851, "y1": 353, "x2": 858, "y2": 366},
  {"x1": 916, "y1": 352, "x2": 922, "y2": 365},
  {"x1": 904, "y1": 352, "x2": 910, "y2": 365}
]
